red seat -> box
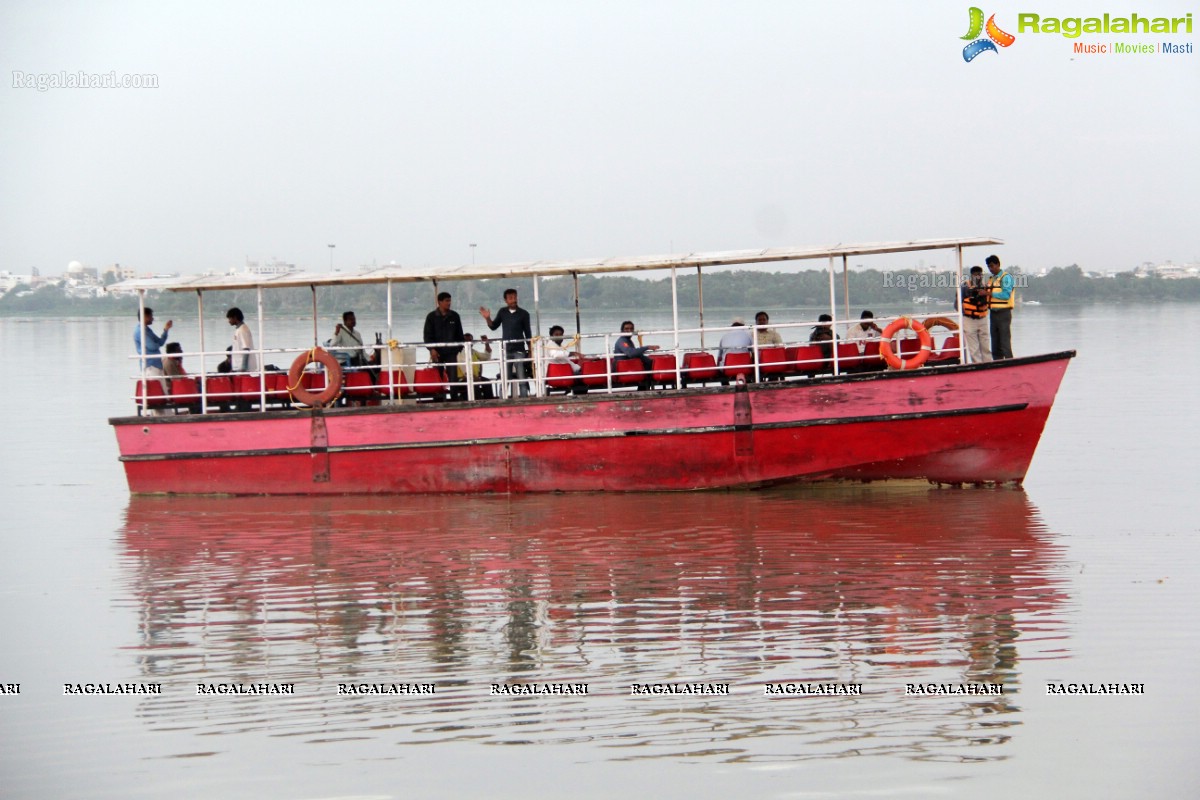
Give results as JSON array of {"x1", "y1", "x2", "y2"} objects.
[
  {"x1": 545, "y1": 361, "x2": 577, "y2": 389},
  {"x1": 169, "y1": 377, "x2": 200, "y2": 406},
  {"x1": 722, "y1": 351, "x2": 753, "y2": 380},
  {"x1": 383, "y1": 370, "x2": 411, "y2": 399},
  {"x1": 300, "y1": 371, "x2": 326, "y2": 393},
  {"x1": 580, "y1": 358, "x2": 611, "y2": 388},
  {"x1": 204, "y1": 376, "x2": 235, "y2": 404},
  {"x1": 758, "y1": 346, "x2": 788, "y2": 375},
  {"x1": 898, "y1": 336, "x2": 923, "y2": 360},
  {"x1": 928, "y1": 334, "x2": 961, "y2": 365},
  {"x1": 136, "y1": 379, "x2": 167, "y2": 410},
  {"x1": 861, "y1": 339, "x2": 883, "y2": 369},
  {"x1": 787, "y1": 344, "x2": 825, "y2": 375},
  {"x1": 682, "y1": 352, "x2": 717, "y2": 385},
  {"x1": 343, "y1": 370, "x2": 375, "y2": 399},
  {"x1": 234, "y1": 374, "x2": 263, "y2": 402},
  {"x1": 265, "y1": 372, "x2": 290, "y2": 402},
  {"x1": 835, "y1": 342, "x2": 862, "y2": 372},
  {"x1": 650, "y1": 353, "x2": 678, "y2": 385},
  {"x1": 412, "y1": 367, "x2": 448, "y2": 397},
  {"x1": 615, "y1": 358, "x2": 647, "y2": 385}
]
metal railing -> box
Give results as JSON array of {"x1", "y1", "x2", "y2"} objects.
[{"x1": 128, "y1": 314, "x2": 968, "y2": 414}]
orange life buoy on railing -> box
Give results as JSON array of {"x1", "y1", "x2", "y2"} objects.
[
  {"x1": 879, "y1": 317, "x2": 933, "y2": 371},
  {"x1": 921, "y1": 316, "x2": 960, "y2": 332},
  {"x1": 287, "y1": 347, "x2": 343, "y2": 407}
]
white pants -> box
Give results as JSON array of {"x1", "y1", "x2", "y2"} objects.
[{"x1": 963, "y1": 316, "x2": 991, "y2": 364}]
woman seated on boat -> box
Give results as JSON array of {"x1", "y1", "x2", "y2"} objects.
[
  {"x1": 810, "y1": 314, "x2": 836, "y2": 361},
  {"x1": 163, "y1": 342, "x2": 187, "y2": 379}
]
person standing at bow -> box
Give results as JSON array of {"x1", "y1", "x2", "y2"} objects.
[
  {"x1": 986, "y1": 255, "x2": 1015, "y2": 359},
  {"x1": 959, "y1": 266, "x2": 991, "y2": 363}
]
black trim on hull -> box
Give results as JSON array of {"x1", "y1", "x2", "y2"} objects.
[{"x1": 119, "y1": 402, "x2": 1030, "y2": 463}]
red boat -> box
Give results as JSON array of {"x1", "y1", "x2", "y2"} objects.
[{"x1": 111, "y1": 238, "x2": 1073, "y2": 494}]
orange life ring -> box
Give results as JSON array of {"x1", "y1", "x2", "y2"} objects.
[
  {"x1": 879, "y1": 317, "x2": 932, "y2": 370},
  {"x1": 287, "y1": 348, "x2": 343, "y2": 407},
  {"x1": 921, "y1": 316, "x2": 960, "y2": 332}
]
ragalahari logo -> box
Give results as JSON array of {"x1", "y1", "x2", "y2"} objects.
[{"x1": 962, "y1": 7, "x2": 1016, "y2": 61}]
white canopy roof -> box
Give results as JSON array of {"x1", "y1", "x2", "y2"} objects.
[{"x1": 110, "y1": 237, "x2": 1002, "y2": 293}]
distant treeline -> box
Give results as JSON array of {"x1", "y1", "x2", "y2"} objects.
[{"x1": 2, "y1": 265, "x2": 1197, "y2": 317}]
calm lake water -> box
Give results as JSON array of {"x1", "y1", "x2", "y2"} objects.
[{"x1": 0, "y1": 304, "x2": 1197, "y2": 798}]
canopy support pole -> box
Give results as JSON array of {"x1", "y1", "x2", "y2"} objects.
[
  {"x1": 197, "y1": 290, "x2": 208, "y2": 414},
  {"x1": 827, "y1": 256, "x2": 840, "y2": 375},
  {"x1": 256, "y1": 286, "x2": 266, "y2": 407}
]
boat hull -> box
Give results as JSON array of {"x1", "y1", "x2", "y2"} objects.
[{"x1": 112, "y1": 352, "x2": 1074, "y2": 494}]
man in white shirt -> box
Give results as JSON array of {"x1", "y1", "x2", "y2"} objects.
[
  {"x1": 226, "y1": 307, "x2": 257, "y2": 373},
  {"x1": 326, "y1": 311, "x2": 366, "y2": 368},
  {"x1": 845, "y1": 310, "x2": 882, "y2": 352},
  {"x1": 543, "y1": 325, "x2": 580, "y2": 374},
  {"x1": 717, "y1": 318, "x2": 752, "y2": 366}
]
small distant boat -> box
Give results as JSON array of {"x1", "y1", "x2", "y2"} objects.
[
  {"x1": 1024, "y1": 300, "x2": 1042, "y2": 306},
  {"x1": 110, "y1": 237, "x2": 1073, "y2": 494}
]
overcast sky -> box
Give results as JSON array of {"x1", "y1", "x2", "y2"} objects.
[{"x1": 2, "y1": 0, "x2": 1197, "y2": 276}]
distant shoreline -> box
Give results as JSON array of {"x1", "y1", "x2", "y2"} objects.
[{"x1": 3, "y1": 266, "x2": 1197, "y2": 317}]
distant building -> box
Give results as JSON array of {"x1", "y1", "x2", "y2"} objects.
[
  {"x1": 1133, "y1": 260, "x2": 1199, "y2": 279},
  {"x1": 104, "y1": 264, "x2": 138, "y2": 282},
  {"x1": 0, "y1": 271, "x2": 36, "y2": 294},
  {"x1": 242, "y1": 258, "x2": 296, "y2": 277}
]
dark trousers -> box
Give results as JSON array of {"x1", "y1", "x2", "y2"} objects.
[{"x1": 990, "y1": 308, "x2": 1013, "y2": 360}]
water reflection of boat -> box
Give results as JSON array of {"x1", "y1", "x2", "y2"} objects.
[{"x1": 118, "y1": 487, "x2": 1068, "y2": 759}]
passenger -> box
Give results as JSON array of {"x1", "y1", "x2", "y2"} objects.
[
  {"x1": 544, "y1": 325, "x2": 581, "y2": 374},
  {"x1": 809, "y1": 313, "x2": 835, "y2": 361},
  {"x1": 479, "y1": 288, "x2": 532, "y2": 398},
  {"x1": 717, "y1": 318, "x2": 752, "y2": 366},
  {"x1": 986, "y1": 255, "x2": 1015, "y2": 359},
  {"x1": 456, "y1": 333, "x2": 495, "y2": 399},
  {"x1": 754, "y1": 311, "x2": 783, "y2": 347},
  {"x1": 959, "y1": 267, "x2": 992, "y2": 363},
  {"x1": 326, "y1": 310, "x2": 365, "y2": 368},
  {"x1": 614, "y1": 320, "x2": 658, "y2": 391},
  {"x1": 614, "y1": 320, "x2": 659, "y2": 371},
  {"x1": 845, "y1": 310, "x2": 882, "y2": 345},
  {"x1": 163, "y1": 342, "x2": 200, "y2": 413},
  {"x1": 163, "y1": 342, "x2": 187, "y2": 378},
  {"x1": 133, "y1": 307, "x2": 172, "y2": 377},
  {"x1": 133, "y1": 307, "x2": 171, "y2": 413},
  {"x1": 225, "y1": 307, "x2": 257, "y2": 373},
  {"x1": 424, "y1": 292, "x2": 465, "y2": 381}
]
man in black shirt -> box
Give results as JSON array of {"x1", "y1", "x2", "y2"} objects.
[
  {"x1": 479, "y1": 288, "x2": 532, "y2": 398},
  {"x1": 423, "y1": 292, "x2": 464, "y2": 380}
]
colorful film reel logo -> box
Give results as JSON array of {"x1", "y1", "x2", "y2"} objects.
[{"x1": 962, "y1": 7, "x2": 1016, "y2": 61}]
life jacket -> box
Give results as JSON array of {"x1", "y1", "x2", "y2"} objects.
[
  {"x1": 988, "y1": 271, "x2": 1015, "y2": 310},
  {"x1": 962, "y1": 290, "x2": 989, "y2": 319}
]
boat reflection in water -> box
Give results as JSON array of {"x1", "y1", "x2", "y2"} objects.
[{"x1": 118, "y1": 486, "x2": 1069, "y2": 762}]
